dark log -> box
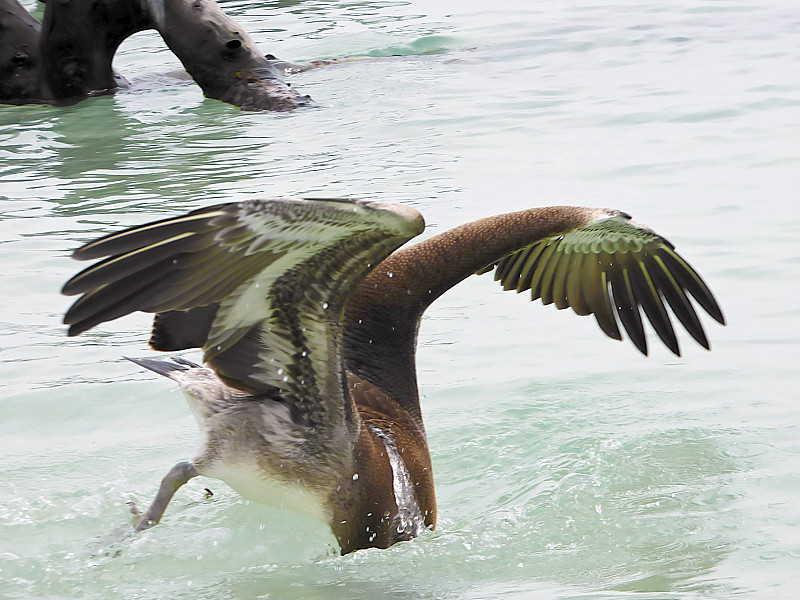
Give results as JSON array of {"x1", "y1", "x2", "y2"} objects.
[
  {"x1": 38, "y1": 0, "x2": 149, "y2": 102},
  {"x1": 1, "y1": 0, "x2": 43, "y2": 103},
  {"x1": 0, "y1": 0, "x2": 311, "y2": 110},
  {"x1": 152, "y1": 0, "x2": 309, "y2": 111}
]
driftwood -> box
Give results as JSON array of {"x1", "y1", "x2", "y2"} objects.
[
  {"x1": 0, "y1": 0, "x2": 42, "y2": 104},
  {"x1": 1, "y1": 0, "x2": 310, "y2": 110}
]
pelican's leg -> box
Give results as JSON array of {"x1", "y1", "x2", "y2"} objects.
[{"x1": 129, "y1": 461, "x2": 198, "y2": 531}]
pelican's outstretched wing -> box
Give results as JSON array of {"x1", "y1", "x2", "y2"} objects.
[
  {"x1": 63, "y1": 198, "x2": 424, "y2": 438},
  {"x1": 343, "y1": 206, "x2": 724, "y2": 419},
  {"x1": 482, "y1": 213, "x2": 725, "y2": 355}
]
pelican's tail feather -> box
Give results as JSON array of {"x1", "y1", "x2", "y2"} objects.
[{"x1": 124, "y1": 356, "x2": 192, "y2": 379}]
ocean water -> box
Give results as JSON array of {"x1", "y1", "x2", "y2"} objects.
[{"x1": 1, "y1": 0, "x2": 799, "y2": 598}]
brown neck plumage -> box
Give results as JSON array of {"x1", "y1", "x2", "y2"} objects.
[{"x1": 342, "y1": 206, "x2": 597, "y2": 416}]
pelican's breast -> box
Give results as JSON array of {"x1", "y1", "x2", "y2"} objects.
[{"x1": 200, "y1": 457, "x2": 331, "y2": 524}]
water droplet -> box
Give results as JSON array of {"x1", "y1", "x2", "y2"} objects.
[
  {"x1": 301, "y1": 350, "x2": 307, "y2": 357},
  {"x1": 277, "y1": 368, "x2": 284, "y2": 375},
  {"x1": 352, "y1": 473, "x2": 359, "y2": 481},
  {"x1": 387, "y1": 271, "x2": 393, "y2": 278},
  {"x1": 322, "y1": 302, "x2": 329, "y2": 309}
]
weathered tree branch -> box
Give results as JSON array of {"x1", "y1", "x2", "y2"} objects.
[
  {"x1": 151, "y1": 0, "x2": 309, "y2": 111},
  {"x1": 0, "y1": 0, "x2": 311, "y2": 110},
  {"x1": 1, "y1": 0, "x2": 43, "y2": 103},
  {"x1": 38, "y1": 0, "x2": 149, "y2": 101}
]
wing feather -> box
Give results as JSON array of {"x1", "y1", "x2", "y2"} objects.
[
  {"x1": 64, "y1": 261, "x2": 178, "y2": 334},
  {"x1": 610, "y1": 266, "x2": 647, "y2": 354},
  {"x1": 584, "y1": 259, "x2": 622, "y2": 341},
  {"x1": 629, "y1": 258, "x2": 679, "y2": 355},
  {"x1": 500, "y1": 251, "x2": 527, "y2": 292},
  {"x1": 551, "y1": 250, "x2": 572, "y2": 310},
  {"x1": 538, "y1": 245, "x2": 563, "y2": 307},
  {"x1": 62, "y1": 232, "x2": 214, "y2": 295},
  {"x1": 493, "y1": 253, "x2": 516, "y2": 284},
  {"x1": 565, "y1": 252, "x2": 591, "y2": 315},
  {"x1": 649, "y1": 255, "x2": 708, "y2": 349},
  {"x1": 529, "y1": 241, "x2": 559, "y2": 301},
  {"x1": 658, "y1": 248, "x2": 725, "y2": 324},
  {"x1": 516, "y1": 242, "x2": 549, "y2": 293},
  {"x1": 71, "y1": 210, "x2": 229, "y2": 261}
]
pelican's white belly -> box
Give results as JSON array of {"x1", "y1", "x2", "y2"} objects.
[{"x1": 202, "y1": 460, "x2": 329, "y2": 524}]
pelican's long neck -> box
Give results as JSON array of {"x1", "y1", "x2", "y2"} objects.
[{"x1": 343, "y1": 206, "x2": 604, "y2": 414}]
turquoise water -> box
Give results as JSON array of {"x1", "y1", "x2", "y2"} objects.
[{"x1": 2, "y1": 0, "x2": 799, "y2": 598}]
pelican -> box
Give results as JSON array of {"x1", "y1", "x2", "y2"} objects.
[{"x1": 61, "y1": 197, "x2": 724, "y2": 554}]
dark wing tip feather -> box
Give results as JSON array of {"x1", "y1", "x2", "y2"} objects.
[
  {"x1": 609, "y1": 269, "x2": 647, "y2": 354},
  {"x1": 659, "y1": 248, "x2": 726, "y2": 326},
  {"x1": 648, "y1": 254, "x2": 710, "y2": 350},
  {"x1": 628, "y1": 258, "x2": 680, "y2": 356},
  {"x1": 67, "y1": 321, "x2": 92, "y2": 337}
]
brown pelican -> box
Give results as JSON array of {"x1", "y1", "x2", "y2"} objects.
[{"x1": 61, "y1": 198, "x2": 724, "y2": 554}]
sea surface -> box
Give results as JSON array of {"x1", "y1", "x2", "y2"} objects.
[{"x1": 1, "y1": 1, "x2": 799, "y2": 598}]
